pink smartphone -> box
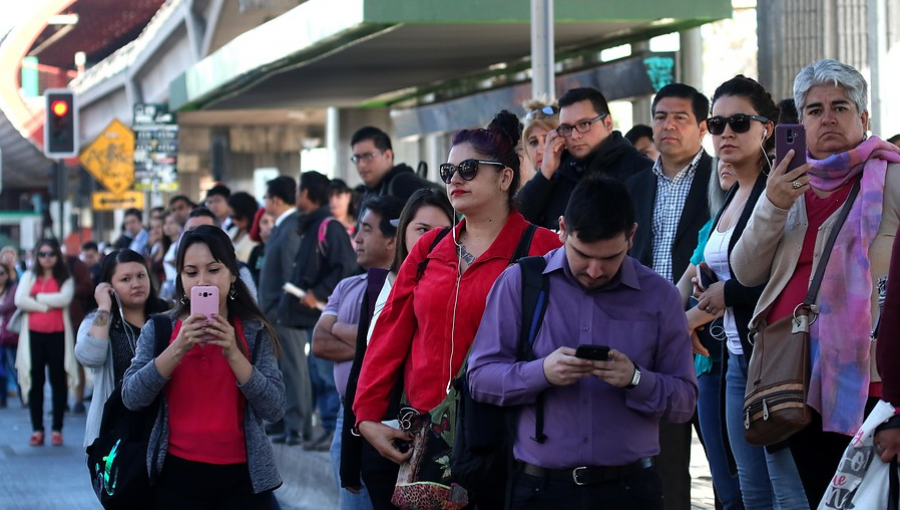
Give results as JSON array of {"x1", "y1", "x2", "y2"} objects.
[
  {"x1": 190, "y1": 285, "x2": 219, "y2": 320},
  {"x1": 775, "y1": 124, "x2": 807, "y2": 173}
]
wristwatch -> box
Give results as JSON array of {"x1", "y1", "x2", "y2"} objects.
[{"x1": 626, "y1": 365, "x2": 642, "y2": 390}]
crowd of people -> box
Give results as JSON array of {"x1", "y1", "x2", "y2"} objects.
[{"x1": 0, "y1": 57, "x2": 899, "y2": 510}]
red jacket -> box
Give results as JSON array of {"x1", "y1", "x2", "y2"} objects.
[
  {"x1": 878, "y1": 227, "x2": 900, "y2": 409},
  {"x1": 353, "y1": 211, "x2": 561, "y2": 424}
]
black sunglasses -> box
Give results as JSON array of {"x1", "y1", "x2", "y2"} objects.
[
  {"x1": 439, "y1": 159, "x2": 505, "y2": 184},
  {"x1": 706, "y1": 114, "x2": 769, "y2": 135},
  {"x1": 37, "y1": 251, "x2": 56, "y2": 258}
]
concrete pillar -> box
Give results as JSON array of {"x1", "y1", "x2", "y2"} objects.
[
  {"x1": 679, "y1": 28, "x2": 703, "y2": 89},
  {"x1": 631, "y1": 41, "x2": 653, "y2": 125}
]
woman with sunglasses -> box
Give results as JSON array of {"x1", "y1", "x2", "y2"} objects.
[
  {"x1": 75, "y1": 249, "x2": 169, "y2": 448},
  {"x1": 14, "y1": 239, "x2": 77, "y2": 446},
  {"x1": 693, "y1": 76, "x2": 811, "y2": 510},
  {"x1": 353, "y1": 111, "x2": 560, "y2": 509},
  {"x1": 731, "y1": 59, "x2": 900, "y2": 506},
  {"x1": 0, "y1": 262, "x2": 19, "y2": 408},
  {"x1": 520, "y1": 100, "x2": 559, "y2": 185}
]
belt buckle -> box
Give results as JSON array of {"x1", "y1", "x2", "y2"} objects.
[{"x1": 572, "y1": 466, "x2": 590, "y2": 486}]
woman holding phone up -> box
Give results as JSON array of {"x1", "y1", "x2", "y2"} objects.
[
  {"x1": 75, "y1": 249, "x2": 169, "y2": 448},
  {"x1": 122, "y1": 225, "x2": 285, "y2": 509},
  {"x1": 731, "y1": 59, "x2": 900, "y2": 506}
]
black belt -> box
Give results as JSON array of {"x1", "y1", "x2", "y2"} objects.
[{"x1": 519, "y1": 458, "x2": 654, "y2": 486}]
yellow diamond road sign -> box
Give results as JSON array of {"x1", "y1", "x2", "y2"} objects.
[{"x1": 79, "y1": 119, "x2": 135, "y2": 197}]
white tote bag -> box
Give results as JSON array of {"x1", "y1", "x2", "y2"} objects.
[{"x1": 818, "y1": 399, "x2": 900, "y2": 510}]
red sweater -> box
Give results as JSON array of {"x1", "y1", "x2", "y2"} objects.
[
  {"x1": 354, "y1": 211, "x2": 561, "y2": 424},
  {"x1": 877, "y1": 225, "x2": 900, "y2": 409}
]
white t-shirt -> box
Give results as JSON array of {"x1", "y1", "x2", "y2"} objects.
[{"x1": 703, "y1": 224, "x2": 743, "y2": 355}]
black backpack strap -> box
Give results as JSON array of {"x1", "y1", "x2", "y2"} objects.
[
  {"x1": 416, "y1": 227, "x2": 451, "y2": 280},
  {"x1": 509, "y1": 224, "x2": 538, "y2": 264},
  {"x1": 517, "y1": 256, "x2": 549, "y2": 443},
  {"x1": 150, "y1": 314, "x2": 172, "y2": 357}
]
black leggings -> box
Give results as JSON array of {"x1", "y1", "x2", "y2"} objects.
[
  {"x1": 152, "y1": 454, "x2": 274, "y2": 510},
  {"x1": 28, "y1": 330, "x2": 66, "y2": 432}
]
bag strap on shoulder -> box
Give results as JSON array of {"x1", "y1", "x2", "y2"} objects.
[
  {"x1": 804, "y1": 179, "x2": 861, "y2": 307},
  {"x1": 516, "y1": 255, "x2": 549, "y2": 443},
  {"x1": 415, "y1": 227, "x2": 452, "y2": 280},
  {"x1": 150, "y1": 314, "x2": 172, "y2": 357}
]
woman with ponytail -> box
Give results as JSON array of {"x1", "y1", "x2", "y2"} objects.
[{"x1": 354, "y1": 111, "x2": 560, "y2": 509}]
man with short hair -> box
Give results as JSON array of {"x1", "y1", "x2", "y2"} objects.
[
  {"x1": 80, "y1": 241, "x2": 102, "y2": 286},
  {"x1": 519, "y1": 87, "x2": 654, "y2": 230},
  {"x1": 351, "y1": 126, "x2": 430, "y2": 206},
  {"x1": 259, "y1": 175, "x2": 313, "y2": 445},
  {"x1": 168, "y1": 195, "x2": 196, "y2": 225},
  {"x1": 115, "y1": 208, "x2": 148, "y2": 255},
  {"x1": 288, "y1": 170, "x2": 358, "y2": 451},
  {"x1": 625, "y1": 82, "x2": 713, "y2": 510},
  {"x1": 312, "y1": 195, "x2": 402, "y2": 509},
  {"x1": 204, "y1": 183, "x2": 233, "y2": 232},
  {"x1": 468, "y1": 176, "x2": 698, "y2": 510},
  {"x1": 624, "y1": 124, "x2": 661, "y2": 162}
]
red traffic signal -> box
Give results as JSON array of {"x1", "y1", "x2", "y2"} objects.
[{"x1": 44, "y1": 89, "x2": 78, "y2": 158}]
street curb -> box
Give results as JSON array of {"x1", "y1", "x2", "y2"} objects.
[{"x1": 271, "y1": 442, "x2": 339, "y2": 510}]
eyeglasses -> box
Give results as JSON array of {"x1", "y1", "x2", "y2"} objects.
[
  {"x1": 350, "y1": 151, "x2": 384, "y2": 164},
  {"x1": 706, "y1": 114, "x2": 770, "y2": 135},
  {"x1": 556, "y1": 113, "x2": 608, "y2": 138},
  {"x1": 439, "y1": 159, "x2": 505, "y2": 184},
  {"x1": 525, "y1": 105, "x2": 559, "y2": 122},
  {"x1": 37, "y1": 251, "x2": 56, "y2": 258}
]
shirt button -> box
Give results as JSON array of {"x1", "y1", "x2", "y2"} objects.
[
  {"x1": 582, "y1": 326, "x2": 589, "y2": 331},
  {"x1": 583, "y1": 437, "x2": 589, "y2": 443}
]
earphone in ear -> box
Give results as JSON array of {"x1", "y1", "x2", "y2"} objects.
[{"x1": 762, "y1": 129, "x2": 768, "y2": 139}]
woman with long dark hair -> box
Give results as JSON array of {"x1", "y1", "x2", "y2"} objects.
[
  {"x1": 354, "y1": 111, "x2": 561, "y2": 509},
  {"x1": 122, "y1": 225, "x2": 284, "y2": 509},
  {"x1": 228, "y1": 192, "x2": 261, "y2": 264},
  {"x1": 0, "y1": 262, "x2": 19, "y2": 407},
  {"x1": 14, "y1": 238, "x2": 77, "y2": 446},
  {"x1": 75, "y1": 249, "x2": 169, "y2": 448}
]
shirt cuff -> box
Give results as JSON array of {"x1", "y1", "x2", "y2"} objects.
[
  {"x1": 525, "y1": 358, "x2": 553, "y2": 391},
  {"x1": 627, "y1": 368, "x2": 657, "y2": 402}
]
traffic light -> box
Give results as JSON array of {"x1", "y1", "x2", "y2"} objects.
[{"x1": 44, "y1": 88, "x2": 78, "y2": 158}]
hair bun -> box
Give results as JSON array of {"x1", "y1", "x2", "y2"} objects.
[{"x1": 488, "y1": 110, "x2": 522, "y2": 148}]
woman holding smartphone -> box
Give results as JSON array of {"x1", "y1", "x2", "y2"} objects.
[
  {"x1": 122, "y1": 225, "x2": 285, "y2": 509},
  {"x1": 75, "y1": 249, "x2": 169, "y2": 448},
  {"x1": 353, "y1": 111, "x2": 560, "y2": 509},
  {"x1": 14, "y1": 239, "x2": 76, "y2": 447}
]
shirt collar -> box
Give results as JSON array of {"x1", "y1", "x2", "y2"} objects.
[
  {"x1": 544, "y1": 246, "x2": 641, "y2": 292},
  {"x1": 652, "y1": 150, "x2": 704, "y2": 182},
  {"x1": 274, "y1": 208, "x2": 296, "y2": 227}
]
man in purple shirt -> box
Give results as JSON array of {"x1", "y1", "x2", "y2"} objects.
[
  {"x1": 467, "y1": 176, "x2": 698, "y2": 510},
  {"x1": 312, "y1": 195, "x2": 402, "y2": 510}
]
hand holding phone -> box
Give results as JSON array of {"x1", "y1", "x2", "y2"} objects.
[
  {"x1": 696, "y1": 262, "x2": 718, "y2": 292},
  {"x1": 190, "y1": 286, "x2": 219, "y2": 344},
  {"x1": 575, "y1": 344, "x2": 610, "y2": 361},
  {"x1": 775, "y1": 124, "x2": 807, "y2": 174}
]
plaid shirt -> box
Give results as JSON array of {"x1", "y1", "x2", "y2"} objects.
[{"x1": 650, "y1": 151, "x2": 704, "y2": 281}]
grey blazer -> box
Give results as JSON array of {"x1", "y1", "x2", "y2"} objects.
[
  {"x1": 258, "y1": 210, "x2": 301, "y2": 324},
  {"x1": 121, "y1": 311, "x2": 286, "y2": 493}
]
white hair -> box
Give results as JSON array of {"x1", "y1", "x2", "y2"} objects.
[{"x1": 793, "y1": 59, "x2": 868, "y2": 118}]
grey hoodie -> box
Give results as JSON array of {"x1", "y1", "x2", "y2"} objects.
[{"x1": 121, "y1": 311, "x2": 285, "y2": 493}]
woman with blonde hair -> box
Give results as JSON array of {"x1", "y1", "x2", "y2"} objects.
[{"x1": 519, "y1": 98, "x2": 559, "y2": 184}]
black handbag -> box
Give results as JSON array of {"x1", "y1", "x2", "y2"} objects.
[{"x1": 87, "y1": 314, "x2": 170, "y2": 510}]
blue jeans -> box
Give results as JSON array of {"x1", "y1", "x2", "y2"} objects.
[
  {"x1": 330, "y1": 404, "x2": 374, "y2": 510},
  {"x1": 308, "y1": 353, "x2": 340, "y2": 431},
  {"x1": 725, "y1": 353, "x2": 774, "y2": 510},
  {"x1": 765, "y1": 444, "x2": 810, "y2": 510},
  {"x1": 697, "y1": 360, "x2": 744, "y2": 510}
]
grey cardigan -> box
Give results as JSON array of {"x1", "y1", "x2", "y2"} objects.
[{"x1": 121, "y1": 311, "x2": 285, "y2": 493}]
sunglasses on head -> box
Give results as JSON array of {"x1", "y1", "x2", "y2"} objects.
[
  {"x1": 706, "y1": 114, "x2": 769, "y2": 135},
  {"x1": 525, "y1": 105, "x2": 559, "y2": 122},
  {"x1": 37, "y1": 251, "x2": 56, "y2": 258},
  {"x1": 439, "y1": 159, "x2": 505, "y2": 184}
]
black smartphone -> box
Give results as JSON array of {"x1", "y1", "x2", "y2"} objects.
[
  {"x1": 775, "y1": 124, "x2": 807, "y2": 173},
  {"x1": 392, "y1": 438, "x2": 411, "y2": 454},
  {"x1": 575, "y1": 344, "x2": 610, "y2": 361},
  {"x1": 696, "y1": 263, "x2": 719, "y2": 292}
]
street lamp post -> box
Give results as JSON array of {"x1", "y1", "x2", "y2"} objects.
[{"x1": 530, "y1": 0, "x2": 555, "y2": 100}]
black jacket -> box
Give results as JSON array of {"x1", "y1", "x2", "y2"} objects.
[
  {"x1": 712, "y1": 172, "x2": 769, "y2": 357},
  {"x1": 282, "y1": 206, "x2": 358, "y2": 329},
  {"x1": 626, "y1": 151, "x2": 714, "y2": 283},
  {"x1": 518, "y1": 131, "x2": 653, "y2": 230},
  {"x1": 361, "y1": 163, "x2": 433, "y2": 206}
]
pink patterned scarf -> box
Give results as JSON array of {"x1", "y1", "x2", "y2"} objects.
[{"x1": 806, "y1": 136, "x2": 900, "y2": 435}]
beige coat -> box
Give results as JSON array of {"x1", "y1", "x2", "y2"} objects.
[
  {"x1": 732, "y1": 163, "x2": 900, "y2": 381},
  {"x1": 13, "y1": 270, "x2": 80, "y2": 404}
]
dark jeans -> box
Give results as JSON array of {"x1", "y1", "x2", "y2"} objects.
[
  {"x1": 28, "y1": 330, "x2": 66, "y2": 432},
  {"x1": 152, "y1": 454, "x2": 274, "y2": 510},
  {"x1": 509, "y1": 465, "x2": 664, "y2": 510},
  {"x1": 308, "y1": 352, "x2": 339, "y2": 431}
]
